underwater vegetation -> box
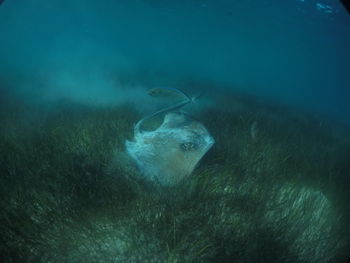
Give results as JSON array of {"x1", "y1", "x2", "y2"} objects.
[{"x1": 0, "y1": 83, "x2": 350, "y2": 263}]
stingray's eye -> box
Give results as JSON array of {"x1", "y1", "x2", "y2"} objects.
[{"x1": 180, "y1": 142, "x2": 198, "y2": 152}]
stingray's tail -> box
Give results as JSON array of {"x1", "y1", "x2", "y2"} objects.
[
  {"x1": 191, "y1": 92, "x2": 203, "y2": 102},
  {"x1": 135, "y1": 89, "x2": 202, "y2": 135},
  {"x1": 134, "y1": 98, "x2": 192, "y2": 135}
]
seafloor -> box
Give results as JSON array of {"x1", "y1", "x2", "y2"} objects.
[{"x1": 0, "y1": 78, "x2": 349, "y2": 263}]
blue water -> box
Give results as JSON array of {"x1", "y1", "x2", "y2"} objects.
[{"x1": 1, "y1": 0, "x2": 349, "y2": 124}]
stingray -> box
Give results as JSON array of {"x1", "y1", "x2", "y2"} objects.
[{"x1": 125, "y1": 87, "x2": 214, "y2": 186}]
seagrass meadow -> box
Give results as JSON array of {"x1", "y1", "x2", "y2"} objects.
[{"x1": 0, "y1": 82, "x2": 349, "y2": 263}]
